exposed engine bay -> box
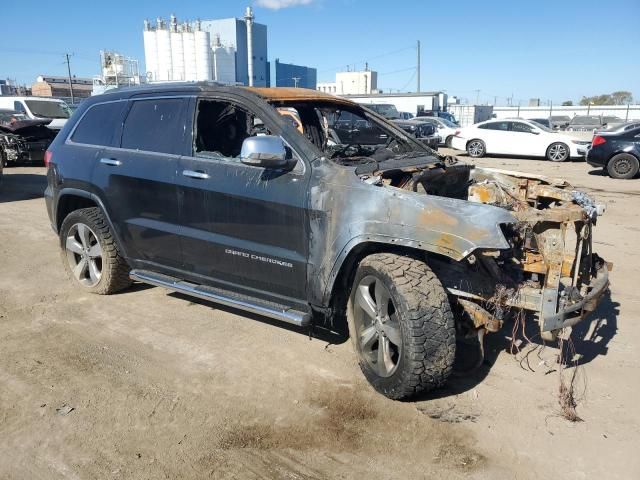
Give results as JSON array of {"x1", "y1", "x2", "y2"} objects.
[{"x1": 0, "y1": 115, "x2": 56, "y2": 165}]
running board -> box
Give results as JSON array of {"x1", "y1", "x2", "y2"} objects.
[{"x1": 130, "y1": 269, "x2": 311, "y2": 327}]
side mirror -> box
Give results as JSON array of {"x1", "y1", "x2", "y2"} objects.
[
  {"x1": 531, "y1": 130, "x2": 540, "y2": 135},
  {"x1": 240, "y1": 135, "x2": 290, "y2": 169}
]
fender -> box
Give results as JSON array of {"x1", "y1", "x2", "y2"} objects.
[
  {"x1": 305, "y1": 159, "x2": 517, "y2": 307},
  {"x1": 55, "y1": 188, "x2": 129, "y2": 259}
]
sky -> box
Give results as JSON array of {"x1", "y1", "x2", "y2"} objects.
[{"x1": 1, "y1": 0, "x2": 639, "y2": 105}]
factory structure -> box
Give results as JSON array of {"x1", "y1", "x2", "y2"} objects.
[
  {"x1": 142, "y1": 7, "x2": 268, "y2": 86},
  {"x1": 317, "y1": 70, "x2": 379, "y2": 95},
  {"x1": 270, "y1": 59, "x2": 316, "y2": 89}
]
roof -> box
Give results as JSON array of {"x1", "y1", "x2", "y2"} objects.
[
  {"x1": 95, "y1": 83, "x2": 358, "y2": 106},
  {"x1": 244, "y1": 87, "x2": 354, "y2": 105}
]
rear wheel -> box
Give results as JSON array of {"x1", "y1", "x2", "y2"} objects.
[
  {"x1": 445, "y1": 135, "x2": 453, "y2": 148},
  {"x1": 347, "y1": 253, "x2": 455, "y2": 400},
  {"x1": 546, "y1": 142, "x2": 570, "y2": 162},
  {"x1": 466, "y1": 139, "x2": 485, "y2": 158},
  {"x1": 60, "y1": 207, "x2": 131, "y2": 294},
  {"x1": 607, "y1": 153, "x2": 639, "y2": 179}
]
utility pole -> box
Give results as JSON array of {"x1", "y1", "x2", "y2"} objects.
[
  {"x1": 416, "y1": 40, "x2": 421, "y2": 93},
  {"x1": 65, "y1": 53, "x2": 75, "y2": 104},
  {"x1": 473, "y1": 89, "x2": 480, "y2": 105},
  {"x1": 292, "y1": 76, "x2": 300, "y2": 88}
]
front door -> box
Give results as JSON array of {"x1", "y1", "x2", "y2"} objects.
[{"x1": 176, "y1": 97, "x2": 310, "y2": 302}]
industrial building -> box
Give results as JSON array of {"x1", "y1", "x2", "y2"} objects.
[
  {"x1": 317, "y1": 70, "x2": 378, "y2": 95},
  {"x1": 142, "y1": 7, "x2": 267, "y2": 86},
  {"x1": 31, "y1": 75, "x2": 92, "y2": 99},
  {"x1": 92, "y1": 51, "x2": 145, "y2": 96},
  {"x1": 270, "y1": 59, "x2": 316, "y2": 89}
]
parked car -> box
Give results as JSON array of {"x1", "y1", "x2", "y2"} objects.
[
  {"x1": 398, "y1": 111, "x2": 414, "y2": 120},
  {"x1": 566, "y1": 115, "x2": 625, "y2": 133},
  {"x1": 45, "y1": 83, "x2": 608, "y2": 399},
  {"x1": 549, "y1": 115, "x2": 571, "y2": 130},
  {"x1": 450, "y1": 118, "x2": 591, "y2": 161},
  {"x1": 529, "y1": 118, "x2": 551, "y2": 129},
  {"x1": 392, "y1": 119, "x2": 439, "y2": 149},
  {"x1": 587, "y1": 125, "x2": 640, "y2": 179},
  {"x1": 415, "y1": 116, "x2": 464, "y2": 146},
  {"x1": 0, "y1": 109, "x2": 57, "y2": 165},
  {"x1": 363, "y1": 103, "x2": 401, "y2": 120},
  {"x1": 416, "y1": 110, "x2": 458, "y2": 125},
  {"x1": 0, "y1": 96, "x2": 72, "y2": 130}
]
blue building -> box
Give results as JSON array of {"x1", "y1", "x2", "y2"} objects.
[{"x1": 270, "y1": 59, "x2": 317, "y2": 89}]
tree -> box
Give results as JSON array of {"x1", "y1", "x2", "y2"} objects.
[
  {"x1": 611, "y1": 91, "x2": 633, "y2": 105},
  {"x1": 579, "y1": 91, "x2": 634, "y2": 106},
  {"x1": 562, "y1": 100, "x2": 573, "y2": 106}
]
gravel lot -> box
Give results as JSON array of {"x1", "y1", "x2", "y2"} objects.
[{"x1": 1, "y1": 152, "x2": 638, "y2": 479}]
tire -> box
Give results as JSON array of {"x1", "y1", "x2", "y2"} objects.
[
  {"x1": 546, "y1": 142, "x2": 570, "y2": 162},
  {"x1": 445, "y1": 135, "x2": 453, "y2": 148},
  {"x1": 59, "y1": 207, "x2": 131, "y2": 295},
  {"x1": 607, "y1": 153, "x2": 639, "y2": 179},
  {"x1": 347, "y1": 253, "x2": 456, "y2": 400},
  {"x1": 466, "y1": 139, "x2": 485, "y2": 158}
]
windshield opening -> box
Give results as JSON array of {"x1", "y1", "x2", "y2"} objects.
[
  {"x1": 25, "y1": 100, "x2": 71, "y2": 119},
  {"x1": 268, "y1": 100, "x2": 436, "y2": 164}
]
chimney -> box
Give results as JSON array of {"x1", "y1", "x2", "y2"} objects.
[{"x1": 244, "y1": 6, "x2": 254, "y2": 87}]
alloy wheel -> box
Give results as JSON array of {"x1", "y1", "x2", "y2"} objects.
[
  {"x1": 548, "y1": 143, "x2": 568, "y2": 161},
  {"x1": 352, "y1": 275, "x2": 402, "y2": 377},
  {"x1": 468, "y1": 141, "x2": 484, "y2": 157},
  {"x1": 65, "y1": 223, "x2": 103, "y2": 287}
]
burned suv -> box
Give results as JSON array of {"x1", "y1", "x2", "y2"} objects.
[
  {"x1": 0, "y1": 109, "x2": 57, "y2": 166},
  {"x1": 45, "y1": 84, "x2": 609, "y2": 400}
]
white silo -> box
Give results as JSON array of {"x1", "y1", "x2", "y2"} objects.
[
  {"x1": 170, "y1": 31, "x2": 185, "y2": 81},
  {"x1": 213, "y1": 34, "x2": 236, "y2": 84},
  {"x1": 194, "y1": 22, "x2": 212, "y2": 81},
  {"x1": 142, "y1": 19, "x2": 158, "y2": 81},
  {"x1": 182, "y1": 26, "x2": 197, "y2": 81},
  {"x1": 155, "y1": 19, "x2": 172, "y2": 81}
]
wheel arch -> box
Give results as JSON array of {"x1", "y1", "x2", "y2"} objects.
[
  {"x1": 55, "y1": 189, "x2": 128, "y2": 258},
  {"x1": 322, "y1": 239, "x2": 453, "y2": 330}
]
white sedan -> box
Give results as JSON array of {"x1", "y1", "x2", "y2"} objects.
[
  {"x1": 450, "y1": 119, "x2": 591, "y2": 162},
  {"x1": 413, "y1": 117, "x2": 459, "y2": 146}
]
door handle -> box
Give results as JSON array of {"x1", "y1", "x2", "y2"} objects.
[
  {"x1": 100, "y1": 158, "x2": 121, "y2": 166},
  {"x1": 182, "y1": 169, "x2": 210, "y2": 180}
]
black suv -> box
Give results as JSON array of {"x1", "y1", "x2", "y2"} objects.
[{"x1": 45, "y1": 83, "x2": 609, "y2": 399}]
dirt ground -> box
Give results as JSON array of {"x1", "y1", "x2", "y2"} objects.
[{"x1": 1, "y1": 152, "x2": 639, "y2": 479}]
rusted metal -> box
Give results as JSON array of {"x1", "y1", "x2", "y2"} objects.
[{"x1": 458, "y1": 299, "x2": 503, "y2": 332}]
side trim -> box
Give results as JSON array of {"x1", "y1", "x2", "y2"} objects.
[{"x1": 130, "y1": 269, "x2": 311, "y2": 327}]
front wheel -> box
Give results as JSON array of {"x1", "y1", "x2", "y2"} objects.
[
  {"x1": 59, "y1": 207, "x2": 132, "y2": 294},
  {"x1": 466, "y1": 139, "x2": 486, "y2": 158},
  {"x1": 607, "y1": 153, "x2": 639, "y2": 179},
  {"x1": 546, "y1": 142, "x2": 570, "y2": 162},
  {"x1": 347, "y1": 253, "x2": 455, "y2": 400}
]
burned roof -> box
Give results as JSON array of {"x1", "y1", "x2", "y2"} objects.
[{"x1": 243, "y1": 87, "x2": 354, "y2": 106}]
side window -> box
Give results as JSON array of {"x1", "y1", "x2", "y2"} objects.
[
  {"x1": 511, "y1": 122, "x2": 535, "y2": 133},
  {"x1": 479, "y1": 122, "x2": 509, "y2": 131},
  {"x1": 194, "y1": 99, "x2": 267, "y2": 159},
  {"x1": 121, "y1": 98, "x2": 187, "y2": 155},
  {"x1": 70, "y1": 102, "x2": 126, "y2": 146},
  {"x1": 13, "y1": 101, "x2": 26, "y2": 113}
]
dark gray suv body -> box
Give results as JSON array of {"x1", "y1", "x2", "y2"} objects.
[{"x1": 44, "y1": 83, "x2": 609, "y2": 399}]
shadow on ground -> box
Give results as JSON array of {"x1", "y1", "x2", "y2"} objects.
[{"x1": 0, "y1": 171, "x2": 47, "y2": 203}]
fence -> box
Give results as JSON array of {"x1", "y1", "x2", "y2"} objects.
[{"x1": 492, "y1": 105, "x2": 640, "y2": 121}]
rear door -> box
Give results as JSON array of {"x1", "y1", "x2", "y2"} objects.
[
  {"x1": 176, "y1": 96, "x2": 310, "y2": 301},
  {"x1": 477, "y1": 121, "x2": 510, "y2": 154},
  {"x1": 91, "y1": 96, "x2": 191, "y2": 271}
]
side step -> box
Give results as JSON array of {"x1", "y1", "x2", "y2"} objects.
[{"x1": 130, "y1": 269, "x2": 311, "y2": 327}]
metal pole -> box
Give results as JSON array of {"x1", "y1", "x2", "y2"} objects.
[
  {"x1": 549, "y1": 100, "x2": 553, "y2": 118},
  {"x1": 626, "y1": 103, "x2": 630, "y2": 121},
  {"x1": 292, "y1": 77, "x2": 300, "y2": 88},
  {"x1": 65, "y1": 53, "x2": 75, "y2": 104},
  {"x1": 416, "y1": 40, "x2": 420, "y2": 93}
]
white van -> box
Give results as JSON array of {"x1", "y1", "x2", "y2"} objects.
[{"x1": 0, "y1": 96, "x2": 72, "y2": 130}]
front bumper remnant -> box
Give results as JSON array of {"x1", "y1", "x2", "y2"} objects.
[{"x1": 542, "y1": 260, "x2": 609, "y2": 331}]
